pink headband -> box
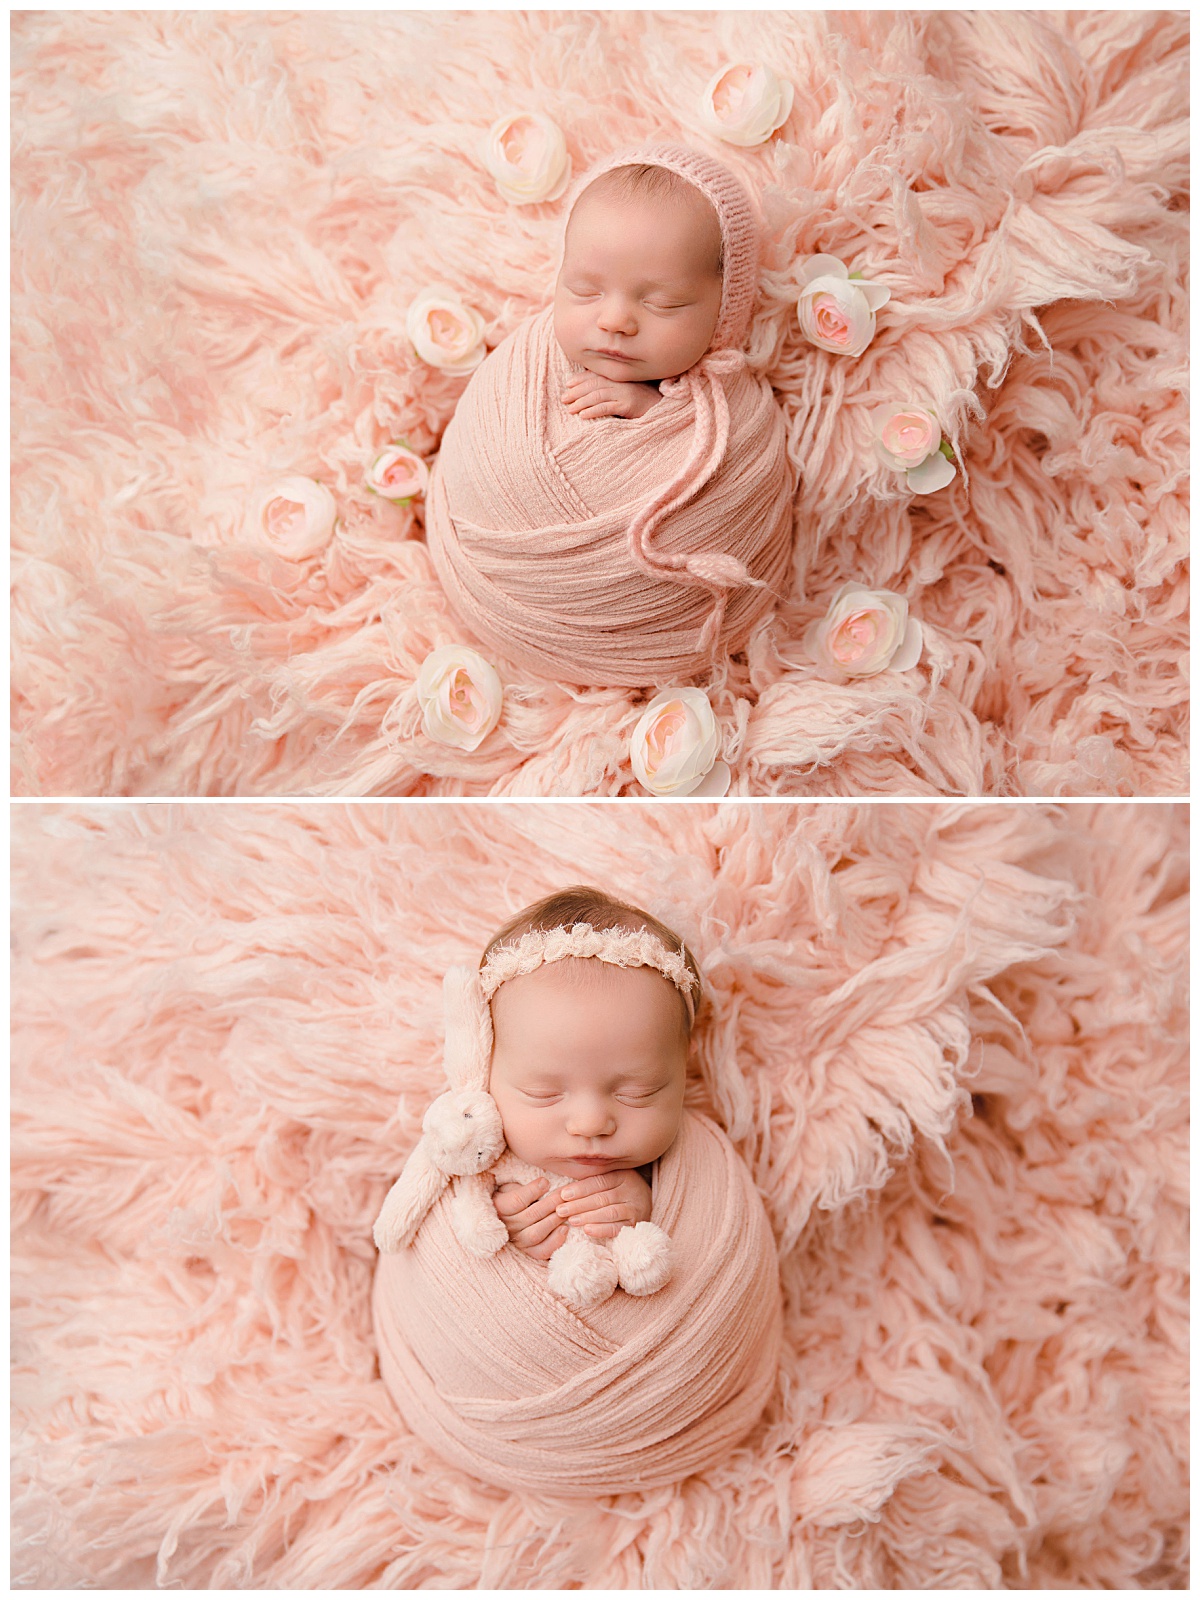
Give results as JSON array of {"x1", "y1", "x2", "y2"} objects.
[{"x1": 479, "y1": 923, "x2": 699, "y2": 1025}]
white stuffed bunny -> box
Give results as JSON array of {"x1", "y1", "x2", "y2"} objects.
[{"x1": 373, "y1": 964, "x2": 673, "y2": 1313}]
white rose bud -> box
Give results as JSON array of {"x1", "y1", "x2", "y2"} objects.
[
  {"x1": 796, "y1": 255, "x2": 890, "y2": 358},
  {"x1": 804, "y1": 582, "x2": 924, "y2": 678},
  {"x1": 416, "y1": 645, "x2": 503, "y2": 752},
  {"x1": 630, "y1": 688, "x2": 731, "y2": 797},
  {"x1": 872, "y1": 404, "x2": 958, "y2": 493},
  {"x1": 406, "y1": 288, "x2": 488, "y2": 375},
  {"x1": 365, "y1": 442, "x2": 430, "y2": 503},
  {"x1": 482, "y1": 112, "x2": 571, "y2": 205},
  {"x1": 699, "y1": 62, "x2": 794, "y2": 147},
  {"x1": 249, "y1": 475, "x2": 337, "y2": 560}
]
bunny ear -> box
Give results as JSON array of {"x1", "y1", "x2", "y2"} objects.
[{"x1": 442, "y1": 965, "x2": 493, "y2": 1092}]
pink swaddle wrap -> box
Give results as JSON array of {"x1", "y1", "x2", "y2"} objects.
[
  {"x1": 424, "y1": 145, "x2": 796, "y2": 687},
  {"x1": 372, "y1": 1107, "x2": 783, "y2": 1494}
]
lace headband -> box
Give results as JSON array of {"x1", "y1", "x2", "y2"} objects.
[{"x1": 479, "y1": 923, "x2": 699, "y2": 1025}]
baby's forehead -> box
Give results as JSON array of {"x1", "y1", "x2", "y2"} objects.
[{"x1": 566, "y1": 173, "x2": 719, "y2": 248}]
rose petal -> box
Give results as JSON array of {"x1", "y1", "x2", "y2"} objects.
[
  {"x1": 888, "y1": 618, "x2": 924, "y2": 673},
  {"x1": 906, "y1": 453, "x2": 957, "y2": 494},
  {"x1": 796, "y1": 254, "x2": 849, "y2": 288},
  {"x1": 857, "y1": 282, "x2": 892, "y2": 312},
  {"x1": 686, "y1": 759, "x2": 732, "y2": 798}
]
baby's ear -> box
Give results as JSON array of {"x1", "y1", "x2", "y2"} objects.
[{"x1": 442, "y1": 966, "x2": 493, "y2": 1092}]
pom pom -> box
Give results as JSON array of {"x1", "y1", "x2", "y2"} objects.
[
  {"x1": 546, "y1": 1230, "x2": 620, "y2": 1311},
  {"x1": 611, "y1": 1221, "x2": 673, "y2": 1296}
]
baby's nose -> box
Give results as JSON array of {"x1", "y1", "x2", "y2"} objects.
[
  {"x1": 565, "y1": 1098, "x2": 617, "y2": 1137},
  {"x1": 596, "y1": 296, "x2": 637, "y2": 335}
]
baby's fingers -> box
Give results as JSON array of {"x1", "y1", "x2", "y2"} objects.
[
  {"x1": 513, "y1": 1217, "x2": 569, "y2": 1257},
  {"x1": 574, "y1": 400, "x2": 627, "y2": 420},
  {"x1": 493, "y1": 1177, "x2": 548, "y2": 1218},
  {"x1": 566, "y1": 1202, "x2": 632, "y2": 1228},
  {"x1": 563, "y1": 391, "x2": 610, "y2": 414},
  {"x1": 522, "y1": 1224, "x2": 570, "y2": 1261}
]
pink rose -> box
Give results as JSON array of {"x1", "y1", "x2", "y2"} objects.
[
  {"x1": 630, "y1": 688, "x2": 731, "y2": 797},
  {"x1": 699, "y1": 62, "x2": 794, "y2": 147},
  {"x1": 872, "y1": 405, "x2": 958, "y2": 493},
  {"x1": 406, "y1": 288, "x2": 488, "y2": 375},
  {"x1": 249, "y1": 475, "x2": 337, "y2": 560},
  {"x1": 416, "y1": 645, "x2": 503, "y2": 752},
  {"x1": 366, "y1": 442, "x2": 430, "y2": 503},
  {"x1": 804, "y1": 583, "x2": 924, "y2": 678},
  {"x1": 483, "y1": 112, "x2": 571, "y2": 204},
  {"x1": 796, "y1": 255, "x2": 890, "y2": 358}
]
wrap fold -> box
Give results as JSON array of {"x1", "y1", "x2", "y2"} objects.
[
  {"x1": 425, "y1": 307, "x2": 795, "y2": 686},
  {"x1": 372, "y1": 1109, "x2": 782, "y2": 1494}
]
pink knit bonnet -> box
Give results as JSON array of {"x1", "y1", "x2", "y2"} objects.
[{"x1": 564, "y1": 144, "x2": 762, "y2": 353}]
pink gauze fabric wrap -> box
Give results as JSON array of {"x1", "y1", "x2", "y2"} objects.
[
  {"x1": 424, "y1": 302, "x2": 795, "y2": 686},
  {"x1": 371, "y1": 1109, "x2": 783, "y2": 1494}
]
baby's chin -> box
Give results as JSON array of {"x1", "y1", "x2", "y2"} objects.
[{"x1": 572, "y1": 350, "x2": 659, "y2": 382}]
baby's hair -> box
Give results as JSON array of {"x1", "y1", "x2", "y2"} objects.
[
  {"x1": 482, "y1": 885, "x2": 703, "y2": 1031},
  {"x1": 576, "y1": 164, "x2": 724, "y2": 277}
]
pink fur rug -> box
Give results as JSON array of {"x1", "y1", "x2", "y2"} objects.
[
  {"x1": 10, "y1": 11, "x2": 1188, "y2": 797},
  {"x1": 11, "y1": 802, "x2": 1188, "y2": 1588}
]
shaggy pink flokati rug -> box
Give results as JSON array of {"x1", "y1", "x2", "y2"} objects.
[
  {"x1": 11, "y1": 802, "x2": 1187, "y2": 1588},
  {"x1": 10, "y1": 10, "x2": 1188, "y2": 796}
]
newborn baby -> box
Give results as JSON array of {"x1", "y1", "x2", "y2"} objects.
[
  {"x1": 424, "y1": 143, "x2": 795, "y2": 687},
  {"x1": 555, "y1": 163, "x2": 725, "y2": 423},
  {"x1": 370, "y1": 886, "x2": 783, "y2": 1494},
  {"x1": 487, "y1": 919, "x2": 691, "y2": 1261}
]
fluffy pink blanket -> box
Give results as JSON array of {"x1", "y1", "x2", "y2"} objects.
[
  {"x1": 11, "y1": 803, "x2": 1187, "y2": 1587},
  {"x1": 426, "y1": 308, "x2": 793, "y2": 685},
  {"x1": 373, "y1": 1108, "x2": 782, "y2": 1494},
  {"x1": 10, "y1": 11, "x2": 1188, "y2": 795}
]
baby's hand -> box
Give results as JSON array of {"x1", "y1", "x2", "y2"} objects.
[
  {"x1": 562, "y1": 371, "x2": 661, "y2": 420},
  {"x1": 493, "y1": 1177, "x2": 569, "y2": 1262},
  {"x1": 554, "y1": 1169, "x2": 653, "y2": 1241}
]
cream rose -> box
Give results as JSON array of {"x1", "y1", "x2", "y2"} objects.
[
  {"x1": 872, "y1": 405, "x2": 958, "y2": 493},
  {"x1": 416, "y1": 645, "x2": 503, "y2": 752},
  {"x1": 699, "y1": 62, "x2": 794, "y2": 147},
  {"x1": 630, "y1": 688, "x2": 731, "y2": 797},
  {"x1": 366, "y1": 442, "x2": 430, "y2": 503},
  {"x1": 796, "y1": 255, "x2": 890, "y2": 357},
  {"x1": 249, "y1": 475, "x2": 337, "y2": 560},
  {"x1": 482, "y1": 112, "x2": 571, "y2": 205},
  {"x1": 406, "y1": 288, "x2": 488, "y2": 375},
  {"x1": 804, "y1": 583, "x2": 924, "y2": 678}
]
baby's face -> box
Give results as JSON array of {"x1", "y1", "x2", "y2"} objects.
[
  {"x1": 553, "y1": 186, "x2": 723, "y2": 384},
  {"x1": 489, "y1": 959, "x2": 688, "y2": 1179}
]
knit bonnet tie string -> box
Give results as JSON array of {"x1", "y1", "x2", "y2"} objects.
[{"x1": 626, "y1": 348, "x2": 765, "y2": 655}]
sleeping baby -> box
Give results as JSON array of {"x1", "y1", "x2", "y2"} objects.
[
  {"x1": 371, "y1": 886, "x2": 783, "y2": 1495},
  {"x1": 485, "y1": 886, "x2": 691, "y2": 1273},
  {"x1": 554, "y1": 161, "x2": 725, "y2": 422},
  {"x1": 424, "y1": 144, "x2": 795, "y2": 688}
]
